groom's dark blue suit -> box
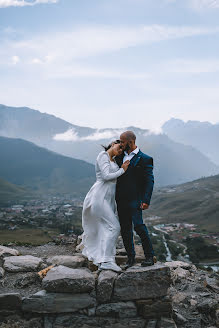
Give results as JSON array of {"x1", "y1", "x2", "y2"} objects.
[{"x1": 115, "y1": 150, "x2": 155, "y2": 259}]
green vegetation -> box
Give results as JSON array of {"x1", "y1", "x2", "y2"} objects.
[
  {"x1": 185, "y1": 236, "x2": 218, "y2": 263},
  {"x1": 0, "y1": 178, "x2": 35, "y2": 206},
  {"x1": 0, "y1": 228, "x2": 56, "y2": 246},
  {"x1": 166, "y1": 240, "x2": 184, "y2": 260},
  {"x1": 145, "y1": 174, "x2": 219, "y2": 232},
  {"x1": 0, "y1": 136, "x2": 95, "y2": 198}
]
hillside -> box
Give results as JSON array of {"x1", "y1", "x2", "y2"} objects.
[
  {"x1": 0, "y1": 136, "x2": 95, "y2": 197},
  {"x1": 146, "y1": 174, "x2": 219, "y2": 231},
  {"x1": 0, "y1": 178, "x2": 33, "y2": 206},
  {"x1": 1, "y1": 105, "x2": 218, "y2": 186},
  {"x1": 162, "y1": 118, "x2": 219, "y2": 165}
]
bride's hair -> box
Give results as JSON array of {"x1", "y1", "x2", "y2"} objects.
[{"x1": 102, "y1": 139, "x2": 121, "y2": 151}]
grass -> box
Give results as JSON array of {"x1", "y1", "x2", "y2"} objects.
[{"x1": 0, "y1": 228, "x2": 56, "y2": 245}]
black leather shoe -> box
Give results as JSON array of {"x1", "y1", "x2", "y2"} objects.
[
  {"x1": 125, "y1": 256, "x2": 136, "y2": 269},
  {"x1": 141, "y1": 256, "x2": 157, "y2": 267}
]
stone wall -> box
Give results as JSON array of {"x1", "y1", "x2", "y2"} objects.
[{"x1": 0, "y1": 245, "x2": 177, "y2": 328}]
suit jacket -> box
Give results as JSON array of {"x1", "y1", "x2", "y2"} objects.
[{"x1": 115, "y1": 150, "x2": 154, "y2": 205}]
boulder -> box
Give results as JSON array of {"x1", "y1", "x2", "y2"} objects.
[
  {"x1": 136, "y1": 297, "x2": 172, "y2": 319},
  {"x1": 159, "y1": 317, "x2": 177, "y2": 328},
  {"x1": 164, "y1": 261, "x2": 192, "y2": 269},
  {"x1": 0, "y1": 266, "x2": 5, "y2": 278},
  {"x1": 3, "y1": 255, "x2": 43, "y2": 272},
  {"x1": 46, "y1": 255, "x2": 86, "y2": 268},
  {"x1": 14, "y1": 272, "x2": 41, "y2": 288},
  {"x1": 0, "y1": 245, "x2": 19, "y2": 257},
  {"x1": 0, "y1": 293, "x2": 22, "y2": 311},
  {"x1": 97, "y1": 270, "x2": 118, "y2": 303},
  {"x1": 22, "y1": 290, "x2": 96, "y2": 313},
  {"x1": 96, "y1": 301, "x2": 137, "y2": 318},
  {"x1": 42, "y1": 265, "x2": 95, "y2": 293},
  {"x1": 113, "y1": 264, "x2": 171, "y2": 301},
  {"x1": 53, "y1": 314, "x2": 146, "y2": 328},
  {"x1": 197, "y1": 298, "x2": 218, "y2": 315}
]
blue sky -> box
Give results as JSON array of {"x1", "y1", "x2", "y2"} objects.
[{"x1": 0, "y1": 0, "x2": 219, "y2": 131}]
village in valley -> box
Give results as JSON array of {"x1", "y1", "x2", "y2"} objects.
[{"x1": 0, "y1": 199, "x2": 218, "y2": 272}]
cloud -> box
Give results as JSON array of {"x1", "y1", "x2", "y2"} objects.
[
  {"x1": 164, "y1": 59, "x2": 219, "y2": 74},
  {"x1": 11, "y1": 55, "x2": 20, "y2": 65},
  {"x1": 0, "y1": 0, "x2": 58, "y2": 8},
  {"x1": 53, "y1": 128, "x2": 125, "y2": 141},
  {"x1": 189, "y1": 0, "x2": 219, "y2": 10},
  {"x1": 1, "y1": 24, "x2": 219, "y2": 80}
]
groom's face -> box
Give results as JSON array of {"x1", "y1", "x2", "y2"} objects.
[{"x1": 120, "y1": 135, "x2": 130, "y2": 152}]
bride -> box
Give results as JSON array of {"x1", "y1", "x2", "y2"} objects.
[{"x1": 81, "y1": 140, "x2": 130, "y2": 272}]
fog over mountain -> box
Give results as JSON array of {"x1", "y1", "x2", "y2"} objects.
[
  {"x1": 0, "y1": 104, "x2": 218, "y2": 186},
  {"x1": 162, "y1": 118, "x2": 219, "y2": 165}
]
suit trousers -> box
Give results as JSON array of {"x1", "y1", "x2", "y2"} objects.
[{"x1": 117, "y1": 199, "x2": 154, "y2": 258}]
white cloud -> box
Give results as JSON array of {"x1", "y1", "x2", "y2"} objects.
[
  {"x1": 11, "y1": 55, "x2": 20, "y2": 65},
  {"x1": 164, "y1": 59, "x2": 219, "y2": 74},
  {"x1": 53, "y1": 128, "x2": 124, "y2": 141},
  {"x1": 189, "y1": 0, "x2": 219, "y2": 10},
  {"x1": 0, "y1": 0, "x2": 58, "y2": 8},
  {"x1": 1, "y1": 24, "x2": 219, "y2": 80},
  {"x1": 53, "y1": 129, "x2": 79, "y2": 141}
]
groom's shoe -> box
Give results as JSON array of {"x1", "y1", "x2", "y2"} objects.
[
  {"x1": 125, "y1": 256, "x2": 136, "y2": 269},
  {"x1": 141, "y1": 255, "x2": 157, "y2": 267}
]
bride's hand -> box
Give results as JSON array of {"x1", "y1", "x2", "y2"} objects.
[{"x1": 121, "y1": 160, "x2": 130, "y2": 171}]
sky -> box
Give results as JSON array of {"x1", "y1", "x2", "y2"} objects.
[{"x1": 0, "y1": 0, "x2": 219, "y2": 131}]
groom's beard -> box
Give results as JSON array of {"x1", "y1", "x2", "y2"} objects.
[{"x1": 125, "y1": 144, "x2": 130, "y2": 152}]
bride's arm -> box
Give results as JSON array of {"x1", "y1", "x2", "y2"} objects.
[{"x1": 97, "y1": 152, "x2": 125, "y2": 181}]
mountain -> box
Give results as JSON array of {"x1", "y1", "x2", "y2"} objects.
[
  {"x1": 162, "y1": 118, "x2": 219, "y2": 165},
  {"x1": 0, "y1": 104, "x2": 219, "y2": 186},
  {"x1": 0, "y1": 177, "x2": 33, "y2": 206},
  {"x1": 146, "y1": 174, "x2": 219, "y2": 232},
  {"x1": 0, "y1": 136, "x2": 95, "y2": 197}
]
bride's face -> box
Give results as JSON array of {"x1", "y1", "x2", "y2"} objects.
[{"x1": 112, "y1": 143, "x2": 123, "y2": 157}]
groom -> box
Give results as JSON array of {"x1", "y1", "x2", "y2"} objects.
[{"x1": 115, "y1": 131, "x2": 156, "y2": 268}]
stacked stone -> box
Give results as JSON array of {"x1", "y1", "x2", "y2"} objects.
[{"x1": 0, "y1": 245, "x2": 176, "y2": 328}]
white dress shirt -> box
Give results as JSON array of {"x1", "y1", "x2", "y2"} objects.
[{"x1": 123, "y1": 147, "x2": 139, "y2": 163}]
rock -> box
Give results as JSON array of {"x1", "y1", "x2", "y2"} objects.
[
  {"x1": 145, "y1": 319, "x2": 157, "y2": 328},
  {"x1": 14, "y1": 272, "x2": 41, "y2": 288},
  {"x1": 0, "y1": 245, "x2": 19, "y2": 257},
  {"x1": 164, "y1": 261, "x2": 192, "y2": 269},
  {"x1": 190, "y1": 299, "x2": 197, "y2": 306},
  {"x1": 3, "y1": 255, "x2": 43, "y2": 272},
  {"x1": 97, "y1": 270, "x2": 118, "y2": 303},
  {"x1": 46, "y1": 255, "x2": 86, "y2": 268},
  {"x1": 22, "y1": 290, "x2": 96, "y2": 313},
  {"x1": 136, "y1": 297, "x2": 172, "y2": 319},
  {"x1": 0, "y1": 316, "x2": 43, "y2": 328},
  {"x1": 0, "y1": 266, "x2": 5, "y2": 278},
  {"x1": 172, "y1": 292, "x2": 187, "y2": 304},
  {"x1": 53, "y1": 314, "x2": 146, "y2": 328},
  {"x1": 172, "y1": 267, "x2": 190, "y2": 283},
  {"x1": 96, "y1": 301, "x2": 137, "y2": 318},
  {"x1": 158, "y1": 317, "x2": 177, "y2": 328},
  {"x1": 197, "y1": 298, "x2": 218, "y2": 315},
  {"x1": 113, "y1": 264, "x2": 171, "y2": 301},
  {"x1": 0, "y1": 293, "x2": 22, "y2": 311},
  {"x1": 216, "y1": 309, "x2": 219, "y2": 327},
  {"x1": 173, "y1": 310, "x2": 187, "y2": 324},
  {"x1": 42, "y1": 265, "x2": 95, "y2": 293},
  {"x1": 204, "y1": 276, "x2": 219, "y2": 293}
]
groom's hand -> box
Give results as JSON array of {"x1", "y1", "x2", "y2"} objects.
[{"x1": 140, "y1": 203, "x2": 149, "y2": 210}]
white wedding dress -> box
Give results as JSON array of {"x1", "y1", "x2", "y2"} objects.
[{"x1": 81, "y1": 151, "x2": 125, "y2": 265}]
